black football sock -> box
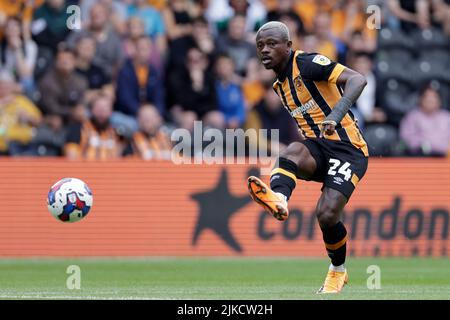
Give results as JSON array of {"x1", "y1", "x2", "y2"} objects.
[
  {"x1": 269, "y1": 157, "x2": 298, "y2": 201},
  {"x1": 321, "y1": 221, "x2": 347, "y2": 267}
]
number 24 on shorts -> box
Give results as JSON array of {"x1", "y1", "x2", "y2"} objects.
[{"x1": 327, "y1": 159, "x2": 352, "y2": 181}]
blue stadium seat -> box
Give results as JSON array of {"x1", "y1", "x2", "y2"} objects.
[
  {"x1": 375, "y1": 58, "x2": 414, "y2": 84},
  {"x1": 363, "y1": 124, "x2": 400, "y2": 156},
  {"x1": 377, "y1": 28, "x2": 415, "y2": 52},
  {"x1": 415, "y1": 55, "x2": 450, "y2": 86},
  {"x1": 411, "y1": 28, "x2": 449, "y2": 50},
  {"x1": 377, "y1": 48, "x2": 414, "y2": 65},
  {"x1": 379, "y1": 78, "x2": 418, "y2": 124},
  {"x1": 418, "y1": 49, "x2": 450, "y2": 65}
]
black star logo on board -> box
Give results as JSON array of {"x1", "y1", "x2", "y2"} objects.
[{"x1": 191, "y1": 168, "x2": 259, "y2": 252}]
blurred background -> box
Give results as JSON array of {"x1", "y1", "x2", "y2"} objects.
[
  {"x1": 0, "y1": 2, "x2": 449, "y2": 299},
  {"x1": 0, "y1": 0, "x2": 449, "y2": 159}
]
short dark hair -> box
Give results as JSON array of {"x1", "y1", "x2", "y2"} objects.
[
  {"x1": 214, "y1": 52, "x2": 233, "y2": 63},
  {"x1": 419, "y1": 82, "x2": 439, "y2": 97},
  {"x1": 57, "y1": 42, "x2": 75, "y2": 55}
]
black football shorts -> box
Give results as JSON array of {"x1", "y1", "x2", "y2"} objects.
[{"x1": 299, "y1": 138, "x2": 368, "y2": 200}]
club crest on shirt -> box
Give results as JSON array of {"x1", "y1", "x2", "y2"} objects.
[
  {"x1": 294, "y1": 75, "x2": 302, "y2": 88},
  {"x1": 312, "y1": 54, "x2": 331, "y2": 66}
]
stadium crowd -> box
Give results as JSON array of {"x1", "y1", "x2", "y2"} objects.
[{"x1": 0, "y1": 0, "x2": 449, "y2": 159}]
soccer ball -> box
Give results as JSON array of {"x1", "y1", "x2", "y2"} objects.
[{"x1": 47, "y1": 178, "x2": 93, "y2": 222}]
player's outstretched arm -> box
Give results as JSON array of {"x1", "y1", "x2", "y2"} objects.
[{"x1": 320, "y1": 68, "x2": 367, "y2": 137}]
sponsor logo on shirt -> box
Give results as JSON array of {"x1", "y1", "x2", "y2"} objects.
[
  {"x1": 333, "y1": 176, "x2": 344, "y2": 185},
  {"x1": 312, "y1": 54, "x2": 331, "y2": 66},
  {"x1": 290, "y1": 99, "x2": 317, "y2": 117}
]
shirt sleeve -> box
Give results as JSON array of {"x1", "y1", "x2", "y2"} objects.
[{"x1": 297, "y1": 53, "x2": 346, "y2": 83}]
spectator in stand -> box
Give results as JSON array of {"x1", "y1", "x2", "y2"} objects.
[
  {"x1": 245, "y1": 84, "x2": 301, "y2": 153},
  {"x1": 162, "y1": 0, "x2": 195, "y2": 43},
  {"x1": 430, "y1": 0, "x2": 450, "y2": 35},
  {"x1": 74, "y1": 35, "x2": 112, "y2": 104},
  {"x1": 123, "y1": 16, "x2": 146, "y2": 59},
  {"x1": 38, "y1": 44, "x2": 88, "y2": 124},
  {"x1": 229, "y1": 0, "x2": 267, "y2": 33},
  {"x1": 0, "y1": 17, "x2": 38, "y2": 97},
  {"x1": 126, "y1": 0, "x2": 167, "y2": 56},
  {"x1": 146, "y1": 0, "x2": 167, "y2": 11},
  {"x1": 0, "y1": 69, "x2": 42, "y2": 155},
  {"x1": 64, "y1": 94, "x2": 126, "y2": 159},
  {"x1": 206, "y1": 0, "x2": 266, "y2": 34},
  {"x1": 67, "y1": 3, "x2": 125, "y2": 79},
  {"x1": 293, "y1": 0, "x2": 333, "y2": 33},
  {"x1": 190, "y1": 16, "x2": 216, "y2": 58},
  {"x1": 80, "y1": 0, "x2": 128, "y2": 35},
  {"x1": 241, "y1": 62, "x2": 275, "y2": 111},
  {"x1": 0, "y1": 0, "x2": 37, "y2": 28},
  {"x1": 388, "y1": 0, "x2": 431, "y2": 33},
  {"x1": 346, "y1": 30, "x2": 377, "y2": 57},
  {"x1": 310, "y1": 11, "x2": 340, "y2": 61},
  {"x1": 278, "y1": 12, "x2": 304, "y2": 51},
  {"x1": 128, "y1": 104, "x2": 172, "y2": 160},
  {"x1": 400, "y1": 84, "x2": 450, "y2": 156},
  {"x1": 31, "y1": 0, "x2": 73, "y2": 53},
  {"x1": 300, "y1": 35, "x2": 332, "y2": 63},
  {"x1": 301, "y1": 32, "x2": 320, "y2": 54},
  {"x1": 296, "y1": 1, "x2": 368, "y2": 62},
  {"x1": 214, "y1": 54, "x2": 246, "y2": 129},
  {"x1": 169, "y1": 47, "x2": 224, "y2": 131},
  {"x1": 25, "y1": 113, "x2": 66, "y2": 156},
  {"x1": 216, "y1": 14, "x2": 259, "y2": 80},
  {"x1": 338, "y1": 1, "x2": 377, "y2": 54},
  {"x1": 161, "y1": 0, "x2": 197, "y2": 71},
  {"x1": 266, "y1": 0, "x2": 305, "y2": 37},
  {"x1": 349, "y1": 52, "x2": 386, "y2": 128},
  {"x1": 166, "y1": 15, "x2": 216, "y2": 111},
  {"x1": 115, "y1": 36, "x2": 165, "y2": 118},
  {"x1": 168, "y1": 16, "x2": 216, "y2": 73},
  {"x1": 123, "y1": 16, "x2": 163, "y2": 72}
]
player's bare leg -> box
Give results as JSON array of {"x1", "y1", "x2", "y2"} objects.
[
  {"x1": 248, "y1": 141, "x2": 351, "y2": 293},
  {"x1": 315, "y1": 187, "x2": 349, "y2": 294},
  {"x1": 248, "y1": 142, "x2": 317, "y2": 221}
]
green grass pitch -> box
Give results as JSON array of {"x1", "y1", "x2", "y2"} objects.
[{"x1": 0, "y1": 258, "x2": 448, "y2": 300}]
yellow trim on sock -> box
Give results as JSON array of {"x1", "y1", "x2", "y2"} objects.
[
  {"x1": 270, "y1": 168, "x2": 297, "y2": 185},
  {"x1": 325, "y1": 235, "x2": 348, "y2": 250}
]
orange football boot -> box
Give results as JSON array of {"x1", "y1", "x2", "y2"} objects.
[
  {"x1": 247, "y1": 176, "x2": 289, "y2": 221},
  {"x1": 317, "y1": 269, "x2": 349, "y2": 294}
]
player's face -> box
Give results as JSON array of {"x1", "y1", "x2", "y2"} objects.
[{"x1": 256, "y1": 29, "x2": 291, "y2": 70}]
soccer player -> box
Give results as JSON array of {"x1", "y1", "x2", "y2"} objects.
[{"x1": 248, "y1": 21, "x2": 369, "y2": 294}]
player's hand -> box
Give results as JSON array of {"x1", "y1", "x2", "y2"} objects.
[{"x1": 320, "y1": 120, "x2": 337, "y2": 138}]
